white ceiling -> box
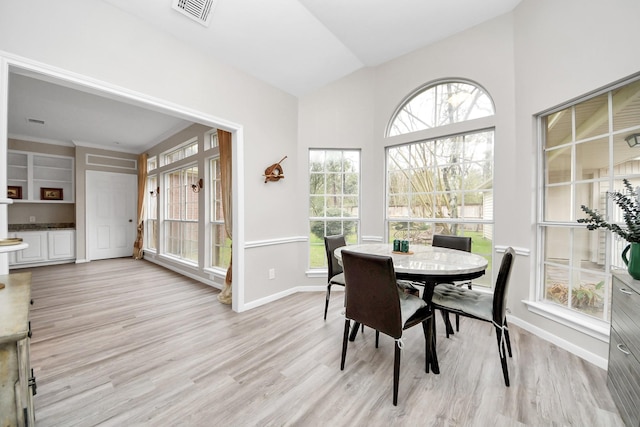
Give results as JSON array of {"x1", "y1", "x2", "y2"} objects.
[{"x1": 7, "y1": 0, "x2": 522, "y2": 153}]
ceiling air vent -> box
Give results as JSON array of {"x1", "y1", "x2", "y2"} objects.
[{"x1": 172, "y1": 0, "x2": 216, "y2": 27}]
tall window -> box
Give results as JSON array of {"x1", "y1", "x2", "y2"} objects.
[
  {"x1": 387, "y1": 80, "x2": 495, "y2": 286},
  {"x1": 210, "y1": 157, "x2": 231, "y2": 269},
  {"x1": 538, "y1": 77, "x2": 640, "y2": 322},
  {"x1": 164, "y1": 165, "x2": 199, "y2": 263},
  {"x1": 309, "y1": 149, "x2": 360, "y2": 268},
  {"x1": 145, "y1": 174, "x2": 158, "y2": 251}
]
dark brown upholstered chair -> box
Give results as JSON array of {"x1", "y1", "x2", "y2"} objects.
[
  {"x1": 340, "y1": 250, "x2": 433, "y2": 405},
  {"x1": 324, "y1": 235, "x2": 347, "y2": 320},
  {"x1": 431, "y1": 247, "x2": 515, "y2": 386},
  {"x1": 431, "y1": 234, "x2": 472, "y2": 335}
]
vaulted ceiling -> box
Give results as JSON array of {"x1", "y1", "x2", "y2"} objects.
[{"x1": 7, "y1": 0, "x2": 523, "y2": 152}]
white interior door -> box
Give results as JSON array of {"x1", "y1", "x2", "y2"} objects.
[{"x1": 86, "y1": 171, "x2": 137, "y2": 260}]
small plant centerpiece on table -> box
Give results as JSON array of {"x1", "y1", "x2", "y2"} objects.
[{"x1": 578, "y1": 178, "x2": 640, "y2": 279}]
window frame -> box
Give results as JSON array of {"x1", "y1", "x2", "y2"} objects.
[
  {"x1": 145, "y1": 174, "x2": 158, "y2": 252},
  {"x1": 385, "y1": 79, "x2": 496, "y2": 287},
  {"x1": 534, "y1": 74, "x2": 640, "y2": 338},
  {"x1": 308, "y1": 148, "x2": 361, "y2": 269},
  {"x1": 161, "y1": 137, "x2": 198, "y2": 167},
  {"x1": 208, "y1": 155, "x2": 231, "y2": 271},
  {"x1": 163, "y1": 163, "x2": 199, "y2": 265}
]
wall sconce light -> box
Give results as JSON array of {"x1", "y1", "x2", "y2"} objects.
[
  {"x1": 626, "y1": 133, "x2": 640, "y2": 148},
  {"x1": 149, "y1": 186, "x2": 160, "y2": 197},
  {"x1": 191, "y1": 178, "x2": 203, "y2": 193}
]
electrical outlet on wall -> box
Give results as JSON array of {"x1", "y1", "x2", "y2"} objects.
[
  {"x1": 268, "y1": 268, "x2": 276, "y2": 280},
  {"x1": 29, "y1": 216, "x2": 36, "y2": 223}
]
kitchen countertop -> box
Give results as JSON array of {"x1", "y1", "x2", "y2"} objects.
[{"x1": 9, "y1": 223, "x2": 75, "y2": 231}]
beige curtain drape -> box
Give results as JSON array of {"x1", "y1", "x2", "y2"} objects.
[
  {"x1": 133, "y1": 153, "x2": 148, "y2": 259},
  {"x1": 217, "y1": 130, "x2": 233, "y2": 304}
]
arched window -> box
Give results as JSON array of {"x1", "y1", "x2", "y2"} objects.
[
  {"x1": 385, "y1": 80, "x2": 495, "y2": 287},
  {"x1": 388, "y1": 80, "x2": 494, "y2": 137}
]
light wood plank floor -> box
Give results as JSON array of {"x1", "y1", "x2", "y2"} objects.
[{"x1": 24, "y1": 258, "x2": 624, "y2": 426}]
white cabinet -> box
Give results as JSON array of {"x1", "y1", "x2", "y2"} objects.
[
  {"x1": 10, "y1": 230, "x2": 75, "y2": 267},
  {"x1": 15, "y1": 232, "x2": 48, "y2": 264},
  {"x1": 7, "y1": 151, "x2": 74, "y2": 203},
  {"x1": 48, "y1": 230, "x2": 75, "y2": 260}
]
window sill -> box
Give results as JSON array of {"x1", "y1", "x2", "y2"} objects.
[
  {"x1": 204, "y1": 266, "x2": 227, "y2": 280},
  {"x1": 306, "y1": 269, "x2": 328, "y2": 279},
  {"x1": 158, "y1": 254, "x2": 199, "y2": 270},
  {"x1": 523, "y1": 300, "x2": 609, "y2": 343}
]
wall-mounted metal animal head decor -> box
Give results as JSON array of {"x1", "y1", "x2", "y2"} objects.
[{"x1": 264, "y1": 156, "x2": 287, "y2": 183}]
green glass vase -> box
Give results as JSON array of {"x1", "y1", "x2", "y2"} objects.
[{"x1": 622, "y1": 243, "x2": 640, "y2": 280}]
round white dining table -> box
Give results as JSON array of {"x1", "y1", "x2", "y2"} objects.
[
  {"x1": 334, "y1": 243, "x2": 488, "y2": 284},
  {"x1": 334, "y1": 243, "x2": 488, "y2": 374}
]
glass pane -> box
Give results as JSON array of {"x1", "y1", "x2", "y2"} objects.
[
  {"x1": 388, "y1": 194, "x2": 409, "y2": 217},
  {"x1": 344, "y1": 221, "x2": 358, "y2": 244},
  {"x1": 325, "y1": 151, "x2": 342, "y2": 172},
  {"x1": 612, "y1": 135, "x2": 639, "y2": 175},
  {"x1": 310, "y1": 221, "x2": 326, "y2": 242},
  {"x1": 388, "y1": 170, "x2": 409, "y2": 194},
  {"x1": 575, "y1": 137, "x2": 608, "y2": 180},
  {"x1": 325, "y1": 173, "x2": 342, "y2": 195},
  {"x1": 309, "y1": 150, "x2": 325, "y2": 172},
  {"x1": 145, "y1": 219, "x2": 157, "y2": 250},
  {"x1": 343, "y1": 196, "x2": 358, "y2": 217},
  {"x1": 545, "y1": 146, "x2": 571, "y2": 184},
  {"x1": 309, "y1": 174, "x2": 325, "y2": 195},
  {"x1": 325, "y1": 220, "x2": 343, "y2": 236},
  {"x1": 344, "y1": 173, "x2": 358, "y2": 195},
  {"x1": 544, "y1": 264, "x2": 570, "y2": 309},
  {"x1": 545, "y1": 226, "x2": 570, "y2": 264},
  {"x1": 166, "y1": 170, "x2": 182, "y2": 220},
  {"x1": 183, "y1": 222, "x2": 198, "y2": 262},
  {"x1": 572, "y1": 227, "x2": 605, "y2": 272},
  {"x1": 211, "y1": 223, "x2": 230, "y2": 268},
  {"x1": 344, "y1": 151, "x2": 359, "y2": 173},
  {"x1": 309, "y1": 173, "x2": 325, "y2": 195},
  {"x1": 309, "y1": 196, "x2": 324, "y2": 216},
  {"x1": 613, "y1": 79, "x2": 640, "y2": 132},
  {"x1": 572, "y1": 270, "x2": 607, "y2": 319},
  {"x1": 410, "y1": 193, "x2": 434, "y2": 218},
  {"x1": 388, "y1": 145, "x2": 411, "y2": 171},
  {"x1": 545, "y1": 184, "x2": 571, "y2": 222},
  {"x1": 575, "y1": 94, "x2": 609, "y2": 140},
  {"x1": 545, "y1": 107, "x2": 572, "y2": 148},
  {"x1": 575, "y1": 181, "x2": 604, "y2": 223}
]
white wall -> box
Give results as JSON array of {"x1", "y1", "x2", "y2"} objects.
[{"x1": 509, "y1": 0, "x2": 640, "y2": 363}]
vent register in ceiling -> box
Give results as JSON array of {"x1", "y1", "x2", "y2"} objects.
[{"x1": 172, "y1": 0, "x2": 217, "y2": 26}]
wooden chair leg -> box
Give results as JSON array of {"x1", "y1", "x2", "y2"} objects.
[
  {"x1": 440, "y1": 310, "x2": 454, "y2": 337},
  {"x1": 341, "y1": 319, "x2": 350, "y2": 370},
  {"x1": 324, "y1": 284, "x2": 332, "y2": 320},
  {"x1": 375, "y1": 330, "x2": 380, "y2": 348},
  {"x1": 495, "y1": 325, "x2": 510, "y2": 387},
  {"x1": 428, "y1": 314, "x2": 440, "y2": 374},
  {"x1": 455, "y1": 314, "x2": 460, "y2": 332},
  {"x1": 504, "y1": 320, "x2": 513, "y2": 357},
  {"x1": 421, "y1": 320, "x2": 430, "y2": 373},
  {"x1": 393, "y1": 341, "x2": 401, "y2": 406}
]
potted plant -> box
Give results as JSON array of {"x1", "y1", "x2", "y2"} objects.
[{"x1": 578, "y1": 178, "x2": 640, "y2": 279}]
